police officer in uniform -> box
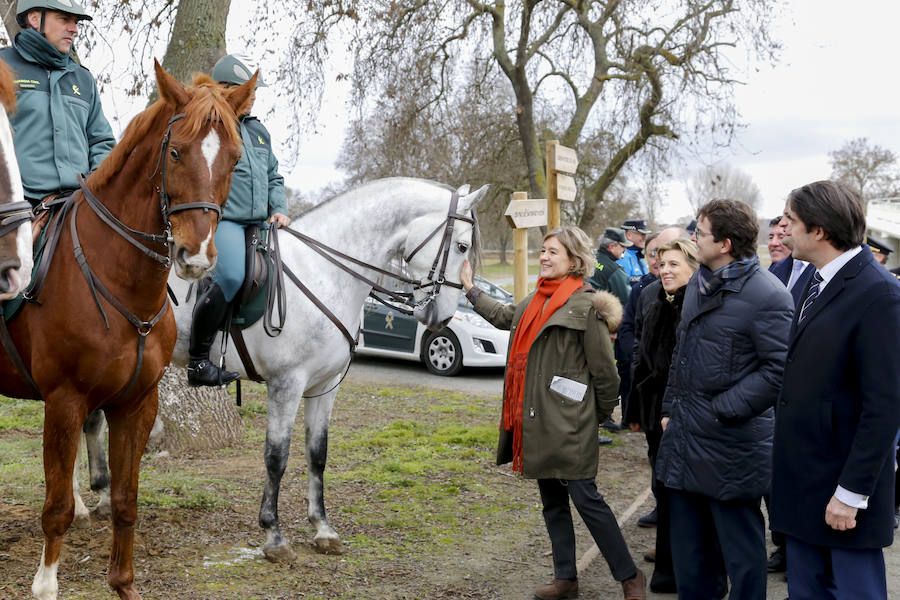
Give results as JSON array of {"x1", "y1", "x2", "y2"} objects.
[
  {"x1": 617, "y1": 219, "x2": 651, "y2": 283},
  {"x1": 186, "y1": 54, "x2": 291, "y2": 387},
  {"x1": 1, "y1": 0, "x2": 115, "y2": 205}
]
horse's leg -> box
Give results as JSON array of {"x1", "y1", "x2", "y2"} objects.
[
  {"x1": 259, "y1": 378, "x2": 303, "y2": 562},
  {"x1": 305, "y1": 389, "x2": 343, "y2": 554},
  {"x1": 103, "y1": 392, "x2": 157, "y2": 600},
  {"x1": 71, "y1": 442, "x2": 91, "y2": 529},
  {"x1": 32, "y1": 394, "x2": 87, "y2": 600},
  {"x1": 82, "y1": 408, "x2": 111, "y2": 518}
]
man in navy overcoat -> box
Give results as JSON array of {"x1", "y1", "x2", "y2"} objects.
[{"x1": 771, "y1": 180, "x2": 900, "y2": 600}]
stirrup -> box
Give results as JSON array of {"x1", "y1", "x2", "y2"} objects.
[{"x1": 186, "y1": 358, "x2": 239, "y2": 387}]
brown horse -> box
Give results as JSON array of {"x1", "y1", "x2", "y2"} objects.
[
  {"x1": 0, "y1": 57, "x2": 33, "y2": 301},
  {"x1": 0, "y1": 61, "x2": 254, "y2": 600}
]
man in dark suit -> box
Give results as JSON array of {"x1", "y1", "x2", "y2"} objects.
[
  {"x1": 768, "y1": 216, "x2": 817, "y2": 306},
  {"x1": 772, "y1": 180, "x2": 900, "y2": 600}
]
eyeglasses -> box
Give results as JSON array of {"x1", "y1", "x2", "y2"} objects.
[{"x1": 693, "y1": 228, "x2": 714, "y2": 238}]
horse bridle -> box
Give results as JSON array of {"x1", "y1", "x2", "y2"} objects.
[
  {"x1": 150, "y1": 113, "x2": 224, "y2": 255},
  {"x1": 403, "y1": 189, "x2": 475, "y2": 298},
  {"x1": 0, "y1": 201, "x2": 33, "y2": 238},
  {"x1": 277, "y1": 189, "x2": 476, "y2": 325}
]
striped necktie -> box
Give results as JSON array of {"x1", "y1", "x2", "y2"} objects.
[{"x1": 798, "y1": 271, "x2": 824, "y2": 323}]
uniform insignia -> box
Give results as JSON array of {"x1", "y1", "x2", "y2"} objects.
[
  {"x1": 385, "y1": 312, "x2": 394, "y2": 329},
  {"x1": 257, "y1": 135, "x2": 265, "y2": 145},
  {"x1": 72, "y1": 84, "x2": 81, "y2": 96}
]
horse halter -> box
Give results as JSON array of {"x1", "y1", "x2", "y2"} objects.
[
  {"x1": 403, "y1": 189, "x2": 475, "y2": 299},
  {"x1": 0, "y1": 201, "x2": 34, "y2": 237}
]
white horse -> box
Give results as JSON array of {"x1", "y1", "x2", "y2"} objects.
[
  {"x1": 80, "y1": 177, "x2": 486, "y2": 561},
  {"x1": 0, "y1": 64, "x2": 32, "y2": 302}
]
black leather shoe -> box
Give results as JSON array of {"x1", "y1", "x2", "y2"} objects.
[
  {"x1": 601, "y1": 417, "x2": 623, "y2": 432},
  {"x1": 766, "y1": 546, "x2": 786, "y2": 573},
  {"x1": 598, "y1": 434, "x2": 613, "y2": 445},
  {"x1": 637, "y1": 507, "x2": 658, "y2": 528},
  {"x1": 187, "y1": 358, "x2": 240, "y2": 387}
]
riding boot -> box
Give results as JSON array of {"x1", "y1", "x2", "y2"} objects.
[{"x1": 187, "y1": 281, "x2": 240, "y2": 387}]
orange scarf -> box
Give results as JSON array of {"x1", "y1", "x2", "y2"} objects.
[{"x1": 503, "y1": 275, "x2": 583, "y2": 473}]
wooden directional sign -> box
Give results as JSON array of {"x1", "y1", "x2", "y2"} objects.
[
  {"x1": 505, "y1": 198, "x2": 548, "y2": 229},
  {"x1": 551, "y1": 144, "x2": 578, "y2": 174},
  {"x1": 556, "y1": 173, "x2": 577, "y2": 201}
]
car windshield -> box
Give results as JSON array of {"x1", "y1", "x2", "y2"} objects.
[{"x1": 473, "y1": 276, "x2": 512, "y2": 301}]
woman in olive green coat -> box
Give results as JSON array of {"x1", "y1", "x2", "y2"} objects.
[{"x1": 460, "y1": 226, "x2": 645, "y2": 600}]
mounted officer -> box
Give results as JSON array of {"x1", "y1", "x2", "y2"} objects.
[
  {"x1": 186, "y1": 53, "x2": 291, "y2": 387},
  {"x1": 1, "y1": 0, "x2": 115, "y2": 205}
]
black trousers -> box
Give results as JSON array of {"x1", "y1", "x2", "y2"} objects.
[
  {"x1": 645, "y1": 429, "x2": 675, "y2": 587},
  {"x1": 669, "y1": 489, "x2": 765, "y2": 600},
  {"x1": 537, "y1": 478, "x2": 637, "y2": 582}
]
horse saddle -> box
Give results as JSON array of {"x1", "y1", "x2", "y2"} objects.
[
  {"x1": 229, "y1": 224, "x2": 273, "y2": 330},
  {"x1": 2, "y1": 191, "x2": 75, "y2": 322}
]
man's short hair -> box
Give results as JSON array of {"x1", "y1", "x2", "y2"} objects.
[
  {"x1": 697, "y1": 199, "x2": 759, "y2": 260},
  {"x1": 787, "y1": 181, "x2": 865, "y2": 252},
  {"x1": 769, "y1": 216, "x2": 782, "y2": 228}
]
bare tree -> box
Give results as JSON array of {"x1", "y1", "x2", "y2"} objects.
[
  {"x1": 686, "y1": 163, "x2": 762, "y2": 213},
  {"x1": 829, "y1": 137, "x2": 899, "y2": 204},
  {"x1": 292, "y1": 0, "x2": 780, "y2": 232}
]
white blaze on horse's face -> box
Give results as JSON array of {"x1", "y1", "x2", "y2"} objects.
[
  {"x1": 0, "y1": 106, "x2": 31, "y2": 301},
  {"x1": 201, "y1": 129, "x2": 220, "y2": 181},
  {"x1": 173, "y1": 128, "x2": 222, "y2": 280}
]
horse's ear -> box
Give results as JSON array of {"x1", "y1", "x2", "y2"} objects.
[
  {"x1": 154, "y1": 60, "x2": 190, "y2": 109},
  {"x1": 456, "y1": 184, "x2": 470, "y2": 196},
  {"x1": 459, "y1": 184, "x2": 489, "y2": 212},
  {"x1": 225, "y1": 71, "x2": 257, "y2": 116}
]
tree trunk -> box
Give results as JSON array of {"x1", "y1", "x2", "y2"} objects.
[
  {"x1": 152, "y1": 0, "x2": 241, "y2": 453},
  {"x1": 149, "y1": 367, "x2": 244, "y2": 453},
  {"x1": 150, "y1": 0, "x2": 230, "y2": 101}
]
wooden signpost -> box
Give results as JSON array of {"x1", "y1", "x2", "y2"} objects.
[
  {"x1": 505, "y1": 191, "x2": 547, "y2": 301},
  {"x1": 504, "y1": 142, "x2": 577, "y2": 302},
  {"x1": 546, "y1": 140, "x2": 578, "y2": 230}
]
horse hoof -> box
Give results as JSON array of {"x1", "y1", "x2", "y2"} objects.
[
  {"x1": 263, "y1": 542, "x2": 297, "y2": 563},
  {"x1": 313, "y1": 535, "x2": 344, "y2": 555},
  {"x1": 72, "y1": 511, "x2": 92, "y2": 529}
]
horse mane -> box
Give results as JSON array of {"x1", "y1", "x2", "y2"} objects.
[
  {"x1": 89, "y1": 73, "x2": 240, "y2": 189},
  {"x1": 0, "y1": 59, "x2": 16, "y2": 113}
]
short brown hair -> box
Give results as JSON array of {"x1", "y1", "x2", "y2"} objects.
[
  {"x1": 787, "y1": 180, "x2": 865, "y2": 251},
  {"x1": 544, "y1": 226, "x2": 595, "y2": 279},
  {"x1": 697, "y1": 199, "x2": 759, "y2": 259}
]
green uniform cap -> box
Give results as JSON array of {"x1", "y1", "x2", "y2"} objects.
[
  {"x1": 16, "y1": 0, "x2": 92, "y2": 21},
  {"x1": 212, "y1": 54, "x2": 267, "y2": 88}
]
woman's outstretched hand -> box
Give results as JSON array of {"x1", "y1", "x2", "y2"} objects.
[{"x1": 460, "y1": 260, "x2": 474, "y2": 292}]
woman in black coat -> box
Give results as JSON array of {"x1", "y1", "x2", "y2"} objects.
[{"x1": 626, "y1": 239, "x2": 699, "y2": 594}]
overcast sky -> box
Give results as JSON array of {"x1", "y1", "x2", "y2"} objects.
[
  {"x1": 94, "y1": 1, "x2": 900, "y2": 225},
  {"x1": 660, "y1": 0, "x2": 900, "y2": 222}
]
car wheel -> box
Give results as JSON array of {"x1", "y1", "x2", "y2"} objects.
[{"x1": 422, "y1": 329, "x2": 463, "y2": 376}]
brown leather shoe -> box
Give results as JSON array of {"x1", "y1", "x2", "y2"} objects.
[
  {"x1": 621, "y1": 569, "x2": 646, "y2": 600},
  {"x1": 533, "y1": 578, "x2": 578, "y2": 600},
  {"x1": 642, "y1": 548, "x2": 656, "y2": 562}
]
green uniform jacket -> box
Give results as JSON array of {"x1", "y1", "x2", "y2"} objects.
[
  {"x1": 469, "y1": 285, "x2": 622, "y2": 480},
  {"x1": 223, "y1": 116, "x2": 286, "y2": 223},
  {"x1": 0, "y1": 39, "x2": 115, "y2": 199},
  {"x1": 587, "y1": 246, "x2": 630, "y2": 308}
]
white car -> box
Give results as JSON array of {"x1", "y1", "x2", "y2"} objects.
[{"x1": 356, "y1": 274, "x2": 511, "y2": 376}]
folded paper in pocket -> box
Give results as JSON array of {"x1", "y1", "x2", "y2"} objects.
[{"x1": 550, "y1": 376, "x2": 587, "y2": 402}]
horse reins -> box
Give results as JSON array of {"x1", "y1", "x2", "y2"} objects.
[
  {"x1": 0, "y1": 200, "x2": 33, "y2": 237},
  {"x1": 264, "y1": 190, "x2": 474, "y2": 344}
]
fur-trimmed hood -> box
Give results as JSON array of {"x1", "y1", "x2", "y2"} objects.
[{"x1": 591, "y1": 289, "x2": 624, "y2": 333}]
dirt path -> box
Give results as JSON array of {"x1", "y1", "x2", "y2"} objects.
[{"x1": 0, "y1": 380, "x2": 896, "y2": 599}]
